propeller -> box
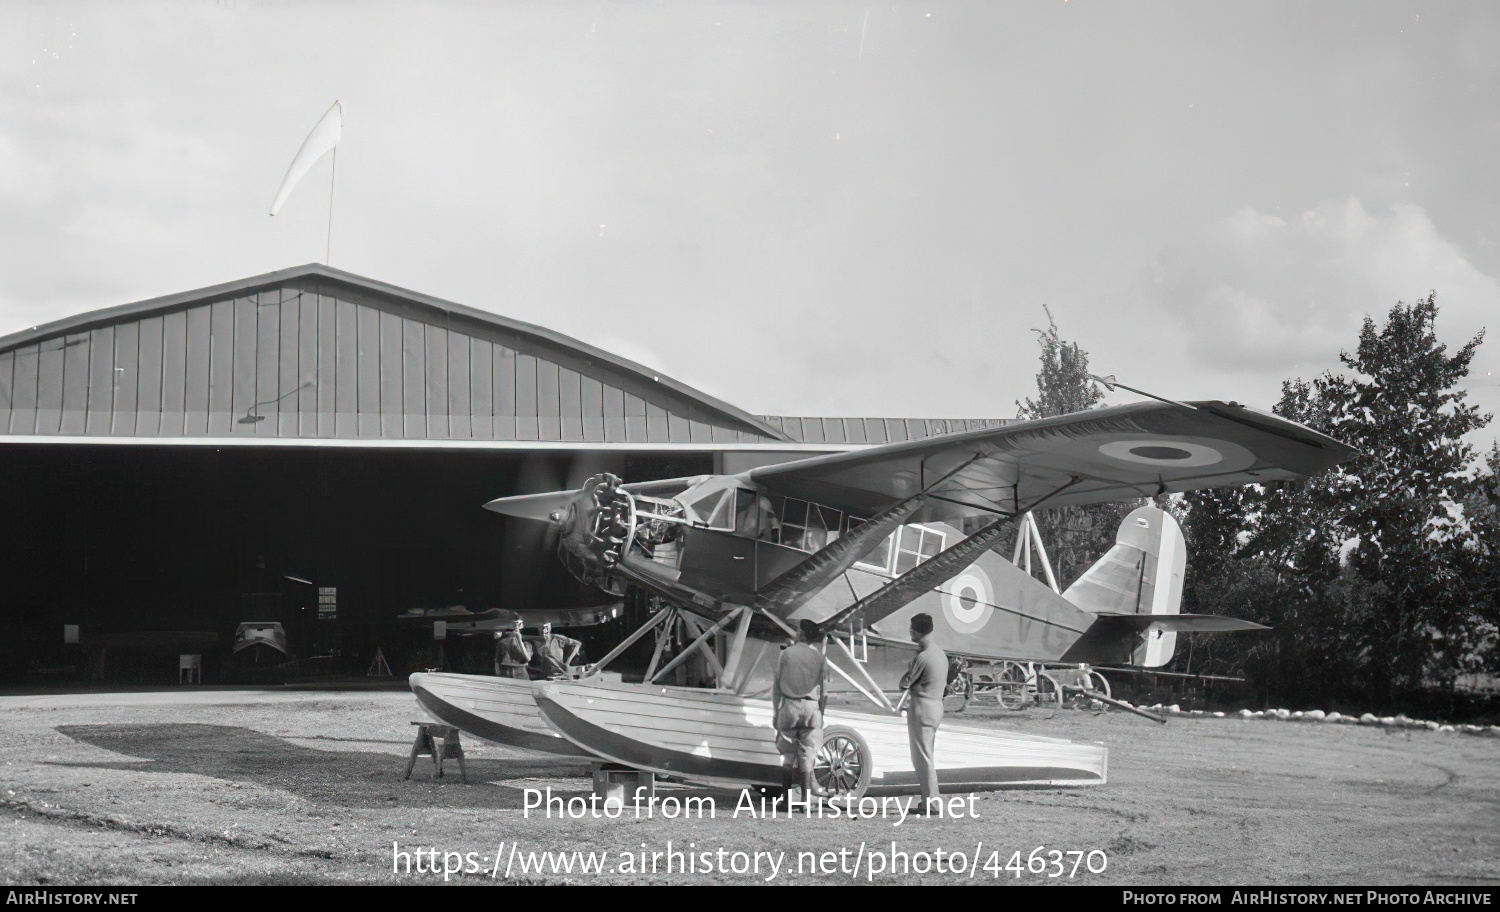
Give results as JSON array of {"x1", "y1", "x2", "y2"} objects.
[{"x1": 484, "y1": 489, "x2": 580, "y2": 523}]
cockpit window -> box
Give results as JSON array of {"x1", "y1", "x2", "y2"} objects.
[
  {"x1": 735, "y1": 489, "x2": 776, "y2": 538},
  {"x1": 688, "y1": 488, "x2": 734, "y2": 530}
]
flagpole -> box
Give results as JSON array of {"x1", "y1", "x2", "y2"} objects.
[{"x1": 326, "y1": 145, "x2": 337, "y2": 266}]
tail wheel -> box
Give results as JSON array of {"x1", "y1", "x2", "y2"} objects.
[{"x1": 814, "y1": 725, "x2": 872, "y2": 800}]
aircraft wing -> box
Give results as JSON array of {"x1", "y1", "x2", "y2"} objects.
[{"x1": 747, "y1": 400, "x2": 1354, "y2": 521}]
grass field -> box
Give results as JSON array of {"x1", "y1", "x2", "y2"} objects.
[{"x1": 2, "y1": 686, "x2": 1497, "y2": 886}]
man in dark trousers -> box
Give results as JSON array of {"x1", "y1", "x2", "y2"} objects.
[
  {"x1": 900, "y1": 612, "x2": 946, "y2": 811},
  {"x1": 774, "y1": 619, "x2": 829, "y2": 804},
  {"x1": 494, "y1": 618, "x2": 533, "y2": 680},
  {"x1": 535, "y1": 622, "x2": 582, "y2": 680}
]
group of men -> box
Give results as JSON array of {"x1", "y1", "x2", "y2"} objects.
[
  {"x1": 774, "y1": 612, "x2": 947, "y2": 810},
  {"x1": 493, "y1": 619, "x2": 582, "y2": 681}
]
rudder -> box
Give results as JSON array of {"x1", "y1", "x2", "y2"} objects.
[{"x1": 1060, "y1": 505, "x2": 1186, "y2": 667}]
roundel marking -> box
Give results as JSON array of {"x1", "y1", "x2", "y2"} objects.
[
  {"x1": 1098, "y1": 439, "x2": 1224, "y2": 468},
  {"x1": 942, "y1": 568, "x2": 994, "y2": 635}
]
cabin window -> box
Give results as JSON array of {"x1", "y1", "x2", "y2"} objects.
[
  {"x1": 894, "y1": 525, "x2": 946, "y2": 576},
  {"x1": 779, "y1": 500, "x2": 843, "y2": 552},
  {"x1": 754, "y1": 496, "x2": 846, "y2": 552},
  {"x1": 735, "y1": 489, "x2": 777, "y2": 538},
  {"x1": 848, "y1": 516, "x2": 894, "y2": 574},
  {"x1": 688, "y1": 489, "x2": 733, "y2": 530}
]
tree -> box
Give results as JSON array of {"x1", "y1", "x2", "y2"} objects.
[
  {"x1": 1014, "y1": 308, "x2": 1139, "y2": 586},
  {"x1": 1181, "y1": 293, "x2": 1491, "y2": 706},
  {"x1": 1315, "y1": 294, "x2": 1489, "y2": 696}
]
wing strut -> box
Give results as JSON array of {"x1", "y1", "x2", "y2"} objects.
[
  {"x1": 819, "y1": 476, "x2": 1083, "y2": 634},
  {"x1": 750, "y1": 452, "x2": 987, "y2": 620}
]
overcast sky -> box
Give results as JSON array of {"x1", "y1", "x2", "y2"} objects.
[{"x1": 3, "y1": 1, "x2": 1497, "y2": 447}]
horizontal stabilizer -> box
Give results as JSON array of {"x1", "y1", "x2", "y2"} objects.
[{"x1": 1092, "y1": 613, "x2": 1269, "y2": 633}]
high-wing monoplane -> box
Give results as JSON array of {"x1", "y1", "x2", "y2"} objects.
[{"x1": 410, "y1": 398, "x2": 1355, "y2": 798}]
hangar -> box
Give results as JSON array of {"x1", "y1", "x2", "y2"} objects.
[{"x1": 0, "y1": 264, "x2": 1005, "y2": 683}]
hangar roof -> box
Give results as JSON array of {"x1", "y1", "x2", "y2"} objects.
[{"x1": 0, "y1": 264, "x2": 1007, "y2": 450}]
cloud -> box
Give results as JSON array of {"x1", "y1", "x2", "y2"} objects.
[{"x1": 1149, "y1": 198, "x2": 1500, "y2": 379}]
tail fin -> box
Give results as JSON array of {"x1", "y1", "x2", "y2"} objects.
[{"x1": 1061, "y1": 505, "x2": 1186, "y2": 667}]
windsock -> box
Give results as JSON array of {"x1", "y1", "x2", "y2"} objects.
[{"x1": 269, "y1": 100, "x2": 342, "y2": 216}]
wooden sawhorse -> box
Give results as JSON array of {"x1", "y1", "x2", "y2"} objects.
[{"x1": 405, "y1": 722, "x2": 467, "y2": 783}]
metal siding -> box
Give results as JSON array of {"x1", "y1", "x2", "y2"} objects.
[
  {"x1": 356, "y1": 303, "x2": 380, "y2": 438},
  {"x1": 0, "y1": 275, "x2": 845, "y2": 445},
  {"x1": 401, "y1": 318, "x2": 425, "y2": 439},
  {"x1": 801, "y1": 417, "x2": 826, "y2": 444},
  {"x1": 111, "y1": 321, "x2": 138, "y2": 436},
  {"x1": 424, "y1": 324, "x2": 449, "y2": 439},
  {"x1": 135, "y1": 316, "x2": 163, "y2": 436},
  {"x1": 59, "y1": 335, "x2": 89, "y2": 435},
  {"x1": 298, "y1": 295, "x2": 320, "y2": 437},
  {"x1": 85, "y1": 327, "x2": 114, "y2": 436},
  {"x1": 229, "y1": 298, "x2": 257, "y2": 436},
  {"x1": 250, "y1": 292, "x2": 280, "y2": 438},
  {"x1": 666, "y1": 410, "x2": 689, "y2": 443},
  {"x1": 645, "y1": 402, "x2": 669, "y2": 443},
  {"x1": 494, "y1": 345, "x2": 516, "y2": 440},
  {"x1": 0, "y1": 350, "x2": 11, "y2": 432},
  {"x1": 581, "y1": 375, "x2": 604, "y2": 442},
  {"x1": 316, "y1": 295, "x2": 337, "y2": 437},
  {"x1": 448, "y1": 329, "x2": 470, "y2": 439},
  {"x1": 253, "y1": 290, "x2": 281, "y2": 438},
  {"x1": 277, "y1": 294, "x2": 300, "y2": 438},
  {"x1": 864, "y1": 418, "x2": 887, "y2": 444},
  {"x1": 536, "y1": 359, "x2": 560, "y2": 440},
  {"x1": 624, "y1": 392, "x2": 647, "y2": 442},
  {"x1": 603, "y1": 384, "x2": 625, "y2": 441},
  {"x1": 558, "y1": 366, "x2": 582, "y2": 442},
  {"x1": 10, "y1": 344, "x2": 38, "y2": 433},
  {"x1": 333, "y1": 298, "x2": 358, "y2": 437},
  {"x1": 470, "y1": 337, "x2": 492, "y2": 439},
  {"x1": 515, "y1": 353, "x2": 538, "y2": 440},
  {"x1": 160, "y1": 311, "x2": 187, "y2": 437},
  {"x1": 378, "y1": 310, "x2": 403, "y2": 438},
  {"x1": 204, "y1": 301, "x2": 233, "y2": 435}
]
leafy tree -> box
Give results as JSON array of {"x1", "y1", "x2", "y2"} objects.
[
  {"x1": 1316, "y1": 294, "x2": 1488, "y2": 696},
  {"x1": 1014, "y1": 308, "x2": 1139, "y2": 585},
  {"x1": 1457, "y1": 445, "x2": 1500, "y2": 680},
  {"x1": 1181, "y1": 293, "x2": 1491, "y2": 706}
]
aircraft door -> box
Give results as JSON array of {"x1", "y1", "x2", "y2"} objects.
[{"x1": 678, "y1": 529, "x2": 756, "y2": 600}]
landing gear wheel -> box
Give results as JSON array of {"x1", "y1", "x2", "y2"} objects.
[{"x1": 814, "y1": 725, "x2": 872, "y2": 801}]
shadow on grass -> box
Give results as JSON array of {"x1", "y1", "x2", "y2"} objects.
[{"x1": 51, "y1": 723, "x2": 598, "y2": 810}]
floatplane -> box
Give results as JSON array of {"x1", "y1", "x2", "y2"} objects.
[{"x1": 411, "y1": 397, "x2": 1354, "y2": 798}]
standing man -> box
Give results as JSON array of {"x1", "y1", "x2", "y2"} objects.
[
  {"x1": 900, "y1": 613, "x2": 946, "y2": 812},
  {"x1": 494, "y1": 618, "x2": 533, "y2": 680},
  {"x1": 535, "y1": 622, "x2": 583, "y2": 680},
  {"x1": 774, "y1": 619, "x2": 829, "y2": 804}
]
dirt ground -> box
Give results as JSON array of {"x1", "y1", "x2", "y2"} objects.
[{"x1": 1, "y1": 686, "x2": 1497, "y2": 886}]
